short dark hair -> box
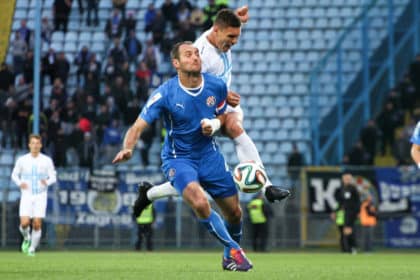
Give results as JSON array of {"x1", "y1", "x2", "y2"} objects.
[
  {"x1": 214, "y1": 9, "x2": 241, "y2": 29},
  {"x1": 170, "y1": 41, "x2": 194, "y2": 60}
]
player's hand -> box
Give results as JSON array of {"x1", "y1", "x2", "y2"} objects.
[
  {"x1": 40, "y1": 179, "x2": 48, "y2": 186},
  {"x1": 201, "y1": 118, "x2": 221, "y2": 136},
  {"x1": 236, "y1": 5, "x2": 249, "y2": 23},
  {"x1": 227, "y1": 91, "x2": 240, "y2": 107},
  {"x1": 20, "y1": 183, "x2": 28, "y2": 190},
  {"x1": 112, "y1": 149, "x2": 133, "y2": 164},
  {"x1": 343, "y1": 226, "x2": 352, "y2": 235}
]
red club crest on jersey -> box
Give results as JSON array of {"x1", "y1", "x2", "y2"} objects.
[{"x1": 206, "y1": 96, "x2": 216, "y2": 107}]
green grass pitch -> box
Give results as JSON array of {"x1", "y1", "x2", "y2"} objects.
[{"x1": 0, "y1": 251, "x2": 419, "y2": 279}]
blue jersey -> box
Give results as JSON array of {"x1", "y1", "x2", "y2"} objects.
[
  {"x1": 410, "y1": 121, "x2": 420, "y2": 145},
  {"x1": 140, "y1": 73, "x2": 228, "y2": 160}
]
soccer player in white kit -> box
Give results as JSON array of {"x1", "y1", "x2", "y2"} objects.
[
  {"x1": 132, "y1": 8, "x2": 291, "y2": 218},
  {"x1": 11, "y1": 134, "x2": 57, "y2": 256},
  {"x1": 410, "y1": 121, "x2": 420, "y2": 166}
]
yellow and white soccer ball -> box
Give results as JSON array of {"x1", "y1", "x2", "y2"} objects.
[{"x1": 233, "y1": 161, "x2": 267, "y2": 193}]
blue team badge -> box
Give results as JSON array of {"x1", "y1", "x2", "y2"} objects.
[
  {"x1": 206, "y1": 96, "x2": 216, "y2": 107},
  {"x1": 168, "y1": 168, "x2": 176, "y2": 179}
]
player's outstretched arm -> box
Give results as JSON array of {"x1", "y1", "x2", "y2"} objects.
[
  {"x1": 112, "y1": 117, "x2": 148, "y2": 164},
  {"x1": 235, "y1": 5, "x2": 249, "y2": 24}
]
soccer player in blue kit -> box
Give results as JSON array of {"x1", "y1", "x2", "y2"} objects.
[{"x1": 112, "y1": 41, "x2": 252, "y2": 271}]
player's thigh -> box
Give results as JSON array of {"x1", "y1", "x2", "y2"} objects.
[
  {"x1": 33, "y1": 194, "x2": 47, "y2": 219},
  {"x1": 162, "y1": 158, "x2": 199, "y2": 195},
  {"x1": 222, "y1": 111, "x2": 244, "y2": 139},
  {"x1": 199, "y1": 151, "x2": 237, "y2": 199},
  {"x1": 19, "y1": 194, "x2": 33, "y2": 218}
]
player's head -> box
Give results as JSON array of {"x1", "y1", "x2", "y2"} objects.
[
  {"x1": 212, "y1": 9, "x2": 242, "y2": 52},
  {"x1": 171, "y1": 41, "x2": 201, "y2": 75},
  {"x1": 341, "y1": 170, "x2": 353, "y2": 186},
  {"x1": 28, "y1": 134, "x2": 42, "y2": 155}
]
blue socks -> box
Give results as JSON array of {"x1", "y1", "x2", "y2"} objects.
[
  {"x1": 224, "y1": 220, "x2": 243, "y2": 258},
  {"x1": 198, "y1": 210, "x2": 240, "y2": 252}
]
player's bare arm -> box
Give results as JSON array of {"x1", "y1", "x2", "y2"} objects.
[
  {"x1": 112, "y1": 118, "x2": 149, "y2": 164},
  {"x1": 235, "y1": 5, "x2": 249, "y2": 23},
  {"x1": 227, "y1": 90, "x2": 240, "y2": 107},
  {"x1": 20, "y1": 183, "x2": 28, "y2": 189}
]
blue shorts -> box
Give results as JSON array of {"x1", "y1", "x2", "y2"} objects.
[{"x1": 162, "y1": 151, "x2": 237, "y2": 199}]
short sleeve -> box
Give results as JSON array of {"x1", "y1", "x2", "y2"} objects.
[{"x1": 139, "y1": 90, "x2": 165, "y2": 124}]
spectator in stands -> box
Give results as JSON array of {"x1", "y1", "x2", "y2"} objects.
[
  {"x1": 17, "y1": 19, "x2": 32, "y2": 46},
  {"x1": 124, "y1": 30, "x2": 143, "y2": 65},
  {"x1": 86, "y1": 0, "x2": 99, "y2": 26},
  {"x1": 287, "y1": 142, "x2": 305, "y2": 189},
  {"x1": 74, "y1": 45, "x2": 92, "y2": 85},
  {"x1": 107, "y1": 37, "x2": 128, "y2": 69},
  {"x1": 135, "y1": 61, "x2": 151, "y2": 104},
  {"x1": 409, "y1": 53, "x2": 420, "y2": 96},
  {"x1": 49, "y1": 113, "x2": 67, "y2": 167},
  {"x1": 11, "y1": 31, "x2": 28, "y2": 75},
  {"x1": 101, "y1": 119, "x2": 122, "y2": 164},
  {"x1": 377, "y1": 101, "x2": 403, "y2": 155},
  {"x1": 77, "y1": 131, "x2": 96, "y2": 170},
  {"x1": 176, "y1": 21, "x2": 196, "y2": 42},
  {"x1": 189, "y1": 7, "x2": 205, "y2": 31},
  {"x1": 360, "y1": 119, "x2": 380, "y2": 165},
  {"x1": 176, "y1": 1, "x2": 192, "y2": 23},
  {"x1": 149, "y1": 10, "x2": 166, "y2": 45},
  {"x1": 112, "y1": 0, "x2": 127, "y2": 20},
  {"x1": 55, "y1": 51, "x2": 70, "y2": 86},
  {"x1": 139, "y1": 120, "x2": 156, "y2": 167},
  {"x1": 105, "y1": 9, "x2": 124, "y2": 39},
  {"x1": 16, "y1": 98, "x2": 32, "y2": 149},
  {"x1": 347, "y1": 141, "x2": 370, "y2": 166},
  {"x1": 41, "y1": 17, "x2": 54, "y2": 45},
  {"x1": 76, "y1": 0, "x2": 84, "y2": 16},
  {"x1": 161, "y1": 0, "x2": 178, "y2": 30},
  {"x1": 202, "y1": 0, "x2": 221, "y2": 31},
  {"x1": 53, "y1": 0, "x2": 73, "y2": 33},
  {"x1": 124, "y1": 11, "x2": 137, "y2": 37},
  {"x1": 85, "y1": 53, "x2": 101, "y2": 83},
  {"x1": 83, "y1": 72, "x2": 100, "y2": 100},
  {"x1": 0, "y1": 85, "x2": 18, "y2": 148},
  {"x1": 144, "y1": 3, "x2": 157, "y2": 33},
  {"x1": 0, "y1": 63, "x2": 15, "y2": 92},
  {"x1": 23, "y1": 50, "x2": 34, "y2": 84},
  {"x1": 392, "y1": 129, "x2": 411, "y2": 166},
  {"x1": 124, "y1": 96, "x2": 140, "y2": 126},
  {"x1": 399, "y1": 74, "x2": 417, "y2": 116},
  {"x1": 95, "y1": 103, "x2": 112, "y2": 145},
  {"x1": 50, "y1": 78, "x2": 67, "y2": 108},
  {"x1": 141, "y1": 39, "x2": 161, "y2": 73},
  {"x1": 103, "y1": 56, "x2": 117, "y2": 84},
  {"x1": 42, "y1": 48, "x2": 57, "y2": 85},
  {"x1": 111, "y1": 76, "x2": 132, "y2": 114},
  {"x1": 119, "y1": 62, "x2": 131, "y2": 84}
]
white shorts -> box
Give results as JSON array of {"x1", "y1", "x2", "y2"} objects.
[{"x1": 19, "y1": 192, "x2": 48, "y2": 218}]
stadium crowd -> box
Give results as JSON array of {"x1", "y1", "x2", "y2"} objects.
[{"x1": 0, "y1": 0, "x2": 230, "y2": 169}]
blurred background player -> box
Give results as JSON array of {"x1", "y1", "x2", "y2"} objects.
[
  {"x1": 11, "y1": 134, "x2": 57, "y2": 256},
  {"x1": 133, "y1": 7, "x2": 291, "y2": 221},
  {"x1": 410, "y1": 120, "x2": 420, "y2": 166},
  {"x1": 113, "y1": 42, "x2": 252, "y2": 271}
]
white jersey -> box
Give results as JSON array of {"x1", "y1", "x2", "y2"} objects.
[
  {"x1": 194, "y1": 29, "x2": 233, "y2": 89},
  {"x1": 11, "y1": 153, "x2": 57, "y2": 195}
]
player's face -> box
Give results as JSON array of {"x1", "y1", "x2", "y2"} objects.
[
  {"x1": 28, "y1": 138, "x2": 42, "y2": 154},
  {"x1": 215, "y1": 26, "x2": 241, "y2": 52},
  {"x1": 176, "y1": 44, "x2": 202, "y2": 74}
]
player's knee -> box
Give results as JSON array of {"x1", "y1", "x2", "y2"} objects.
[
  {"x1": 32, "y1": 221, "x2": 42, "y2": 231},
  {"x1": 191, "y1": 198, "x2": 211, "y2": 217},
  {"x1": 226, "y1": 206, "x2": 242, "y2": 224},
  {"x1": 223, "y1": 117, "x2": 244, "y2": 139}
]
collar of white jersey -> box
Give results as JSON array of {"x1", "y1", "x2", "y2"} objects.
[{"x1": 178, "y1": 75, "x2": 205, "y2": 96}]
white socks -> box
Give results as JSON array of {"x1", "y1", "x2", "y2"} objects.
[
  {"x1": 233, "y1": 132, "x2": 273, "y2": 187},
  {"x1": 29, "y1": 230, "x2": 41, "y2": 253},
  {"x1": 19, "y1": 225, "x2": 30, "y2": 240},
  {"x1": 147, "y1": 181, "x2": 179, "y2": 201}
]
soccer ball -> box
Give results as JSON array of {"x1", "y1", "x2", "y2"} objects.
[{"x1": 233, "y1": 161, "x2": 267, "y2": 193}]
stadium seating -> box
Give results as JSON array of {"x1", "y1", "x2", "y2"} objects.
[{"x1": 4, "y1": 0, "x2": 411, "y2": 187}]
